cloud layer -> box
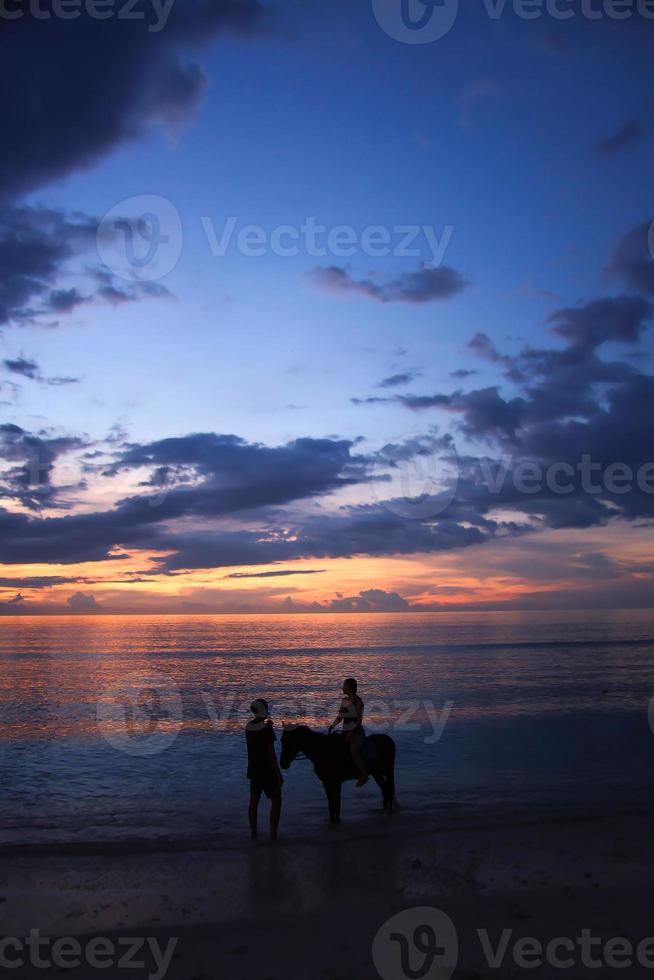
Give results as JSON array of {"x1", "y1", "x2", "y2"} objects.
[{"x1": 3, "y1": 219, "x2": 654, "y2": 584}]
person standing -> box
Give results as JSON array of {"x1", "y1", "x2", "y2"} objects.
[{"x1": 245, "y1": 698, "x2": 283, "y2": 840}]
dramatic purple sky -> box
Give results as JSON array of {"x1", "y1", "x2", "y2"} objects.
[{"x1": 1, "y1": 0, "x2": 653, "y2": 613}]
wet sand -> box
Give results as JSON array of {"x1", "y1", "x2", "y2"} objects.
[{"x1": 5, "y1": 807, "x2": 654, "y2": 979}]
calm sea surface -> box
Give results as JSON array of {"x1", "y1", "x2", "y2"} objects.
[{"x1": 1, "y1": 610, "x2": 653, "y2": 848}]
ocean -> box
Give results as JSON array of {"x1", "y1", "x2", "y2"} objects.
[{"x1": 1, "y1": 609, "x2": 653, "y2": 849}]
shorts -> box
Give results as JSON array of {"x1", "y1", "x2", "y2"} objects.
[{"x1": 249, "y1": 777, "x2": 281, "y2": 800}]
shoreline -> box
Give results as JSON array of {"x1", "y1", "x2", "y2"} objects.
[{"x1": 2, "y1": 794, "x2": 652, "y2": 857}]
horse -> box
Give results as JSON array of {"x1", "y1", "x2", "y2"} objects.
[{"x1": 280, "y1": 724, "x2": 398, "y2": 824}]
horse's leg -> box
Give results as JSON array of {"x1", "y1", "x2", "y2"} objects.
[
  {"x1": 324, "y1": 780, "x2": 340, "y2": 824},
  {"x1": 386, "y1": 758, "x2": 398, "y2": 809},
  {"x1": 334, "y1": 781, "x2": 342, "y2": 823},
  {"x1": 372, "y1": 773, "x2": 387, "y2": 807}
]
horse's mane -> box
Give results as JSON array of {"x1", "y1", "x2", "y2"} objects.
[{"x1": 282, "y1": 723, "x2": 317, "y2": 734}]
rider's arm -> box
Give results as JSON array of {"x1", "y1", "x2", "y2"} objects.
[{"x1": 328, "y1": 697, "x2": 349, "y2": 733}]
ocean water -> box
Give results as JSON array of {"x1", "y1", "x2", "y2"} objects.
[{"x1": 0, "y1": 610, "x2": 653, "y2": 849}]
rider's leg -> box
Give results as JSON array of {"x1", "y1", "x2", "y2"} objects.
[{"x1": 348, "y1": 732, "x2": 368, "y2": 787}]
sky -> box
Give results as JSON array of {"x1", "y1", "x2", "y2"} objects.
[{"x1": 1, "y1": 0, "x2": 653, "y2": 613}]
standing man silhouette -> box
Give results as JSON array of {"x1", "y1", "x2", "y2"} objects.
[{"x1": 246, "y1": 698, "x2": 283, "y2": 839}]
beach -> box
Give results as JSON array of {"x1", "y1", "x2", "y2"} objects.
[
  {"x1": 2, "y1": 611, "x2": 653, "y2": 978},
  {"x1": 4, "y1": 806, "x2": 654, "y2": 979}
]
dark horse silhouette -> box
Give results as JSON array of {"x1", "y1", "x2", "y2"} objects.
[{"x1": 280, "y1": 725, "x2": 398, "y2": 823}]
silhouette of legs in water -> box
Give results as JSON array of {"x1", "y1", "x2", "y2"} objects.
[{"x1": 249, "y1": 789, "x2": 282, "y2": 840}]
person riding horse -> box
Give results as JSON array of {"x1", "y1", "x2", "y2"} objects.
[{"x1": 327, "y1": 677, "x2": 368, "y2": 787}]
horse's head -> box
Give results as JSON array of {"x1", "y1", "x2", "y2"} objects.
[{"x1": 280, "y1": 723, "x2": 307, "y2": 769}]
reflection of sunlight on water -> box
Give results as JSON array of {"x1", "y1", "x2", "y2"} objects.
[{"x1": 1, "y1": 610, "x2": 654, "y2": 846}]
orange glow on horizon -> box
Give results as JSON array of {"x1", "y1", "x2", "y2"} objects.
[{"x1": 1, "y1": 520, "x2": 653, "y2": 613}]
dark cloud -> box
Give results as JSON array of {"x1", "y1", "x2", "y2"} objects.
[
  {"x1": 0, "y1": 434, "x2": 374, "y2": 564},
  {"x1": 451, "y1": 369, "x2": 478, "y2": 380},
  {"x1": 378, "y1": 371, "x2": 422, "y2": 389},
  {"x1": 103, "y1": 433, "x2": 368, "y2": 516},
  {"x1": 320, "y1": 588, "x2": 411, "y2": 612},
  {"x1": 0, "y1": 2, "x2": 272, "y2": 328},
  {"x1": 67, "y1": 592, "x2": 100, "y2": 611},
  {"x1": 467, "y1": 332, "x2": 506, "y2": 364},
  {"x1": 352, "y1": 388, "x2": 527, "y2": 442},
  {"x1": 41, "y1": 375, "x2": 81, "y2": 388},
  {"x1": 0, "y1": 205, "x2": 97, "y2": 326},
  {"x1": 606, "y1": 221, "x2": 654, "y2": 296},
  {"x1": 0, "y1": 202, "x2": 179, "y2": 328},
  {"x1": 154, "y1": 508, "x2": 489, "y2": 572},
  {"x1": 0, "y1": 422, "x2": 87, "y2": 509},
  {"x1": 467, "y1": 333, "x2": 524, "y2": 382},
  {"x1": 0, "y1": 575, "x2": 81, "y2": 589},
  {"x1": 6, "y1": 370, "x2": 653, "y2": 571},
  {"x1": 48, "y1": 288, "x2": 89, "y2": 315},
  {"x1": 399, "y1": 387, "x2": 527, "y2": 442},
  {"x1": 1, "y1": 0, "x2": 271, "y2": 200},
  {"x1": 92, "y1": 267, "x2": 173, "y2": 307},
  {"x1": 549, "y1": 295, "x2": 652, "y2": 351},
  {"x1": 348, "y1": 232, "x2": 654, "y2": 537},
  {"x1": 224, "y1": 569, "x2": 326, "y2": 579},
  {"x1": 309, "y1": 264, "x2": 468, "y2": 304},
  {"x1": 3, "y1": 355, "x2": 79, "y2": 386},
  {"x1": 350, "y1": 396, "x2": 393, "y2": 406},
  {"x1": 0, "y1": 483, "x2": 492, "y2": 569},
  {"x1": 595, "y1": 119, "x2": 643, "y2": 156},
  {"x1": 0, "y1": 593, "x2": 24, "y2": 608},
  {"x1": 4, "y1": 357, "x2": 39, "y2": 380},
  {"x1": 374, "y1": 291, "x2": 652, "y2": 443}
]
